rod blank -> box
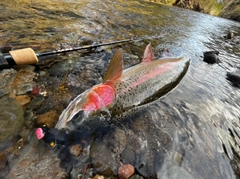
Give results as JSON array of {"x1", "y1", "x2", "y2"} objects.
[{"x1": 0, "y1": 38, "x2": 133, "y2": 70}]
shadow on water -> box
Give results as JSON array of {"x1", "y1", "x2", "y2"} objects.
[{"x1": 0, "y1": 0, "x2": 240, "y2": 178}]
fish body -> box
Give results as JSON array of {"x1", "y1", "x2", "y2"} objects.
[
  {"x1": 112, "y1": 57, "x2": 188, "y2": 113},
  {"x1": 54, "y1": 44, "x2": 190, "y2": 131}
]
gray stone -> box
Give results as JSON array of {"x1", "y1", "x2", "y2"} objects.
[
  {"x1": 0, "y1": 96, "x2": 24, "y2": 143},
  {"x1": 0, "y1": 69, "x2": 17, "y2": 97}
]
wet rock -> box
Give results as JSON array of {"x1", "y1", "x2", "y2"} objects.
[
  {"x1": 79, "y1": 36, "x2": 94, "y2": 46},
  {"x1": 118, "y1": 163, "x2": 135, "y2": 179},
  {"x1": 106, "y1": 128, "x2": 127, "y2": 155},
  {"x1": 131, "y1": 117, "x2": 148, "y2": 132},
  {"x1": 129, "y1": 174, "x2": 144, "y2": 179},
  {"x1": 0, "y1": 95, "x2": 24, "y2": 143},
  {"x1": 27, "y1": 94, "x2": 45, "y2": 110},
  {"x1": 224, "y1": 31, "x2": 234, "y2": 39},
  {"x1": 70, "y1": 144, "x2": 83, "y2": 156},
  {"x1": 15, "y1": 95, "x2": 31, "y2": 106},
  {"x1": 174, "y1": 151, "x2": 183, "y2": 166},
  {"x1": 203, "y1": 51, "x2": 220, "y2": 64},
  {"x1": 120, "y1": 147, "x2": 135, "y2": 165},
  {"x1": 226, "y1": 71, "x2": 240, "y2": 87},
  {"x1": 18, "y1": 126, "x2": 31, "y2": 142},
  {"x1": 92, "y1": 174, "x2": 104, "y2": 179},
  {"x1": 119, "y1": 109, "x2": 173, "y2": 178},
  {"x1": 23, "y1": 109, "x2": 34, "y2": 129},
  {"x1": 0, "y1": 69, "x2": 17, "y2": 97},
  {"x1": 35, "y1": 96, "x2": 55, "y2": 114},
  {"x1": 230, "y1": 15, "x2": 240, "y2": 22},
  {"x1": 11, "y1": 65, "x2": 36, "y2": 95},
  {"x1": 90, "y1": 140, "x2": 118, "y2": 177},
  {"x1": 160, "y1": 166, "x2": 194, "y2": 179},
  {"x1": 0, "y1": 45, "x2": 12, "y2": 53},
  {"x1": 0, "y1": 151, "x2": 10, "y2": 178},
  {"x1": 6, "y1": 137, "x2": 68, "y2": 179},
  {"x1": 35, "y1": 110, "x2": 59, "y2": 128}
]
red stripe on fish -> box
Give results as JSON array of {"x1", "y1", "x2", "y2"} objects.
[{"x1": 123, "y1": 62, "x2": 176, "y2": 94}]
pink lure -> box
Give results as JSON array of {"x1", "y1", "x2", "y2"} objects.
[{"x1": 35, "y1": 128, "x2": 44, "y2": 140}]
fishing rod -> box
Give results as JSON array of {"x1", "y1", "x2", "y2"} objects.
[{"x1": 0, "y1": 38, "x2": 134, "y2": 70}]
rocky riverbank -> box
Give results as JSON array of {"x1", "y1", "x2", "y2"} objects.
[{"x1": 150, "y1": 0, "x2": 240, "y2": 22}]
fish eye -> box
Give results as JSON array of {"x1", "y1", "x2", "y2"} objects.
[{"x1": 71, "y1": 111, "x2": 85, "y2": 126}]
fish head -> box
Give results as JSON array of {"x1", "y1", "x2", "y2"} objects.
[
  {"x1": 55, "y1": 91, "x2": 90, "y2": 130},
  {"x1": 65, "y1": 110, "x2": 87, "y2": 130}
]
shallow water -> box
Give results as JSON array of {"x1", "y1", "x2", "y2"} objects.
[{"x1": 0, "y1": 0, "x2": 240, "y2": 178}]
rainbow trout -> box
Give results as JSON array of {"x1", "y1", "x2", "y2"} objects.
[{"x1": 36, "y1": 44, "x2": 189, "y2": 141}]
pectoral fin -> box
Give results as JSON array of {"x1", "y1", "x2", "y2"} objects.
[{"x1": 103, "y1": 49, "x2": 123, "y2": 82}]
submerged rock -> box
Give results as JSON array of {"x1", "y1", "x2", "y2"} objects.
[
  {"x1": 224, "y1": 31, "x2": 234, "y2": 39},
  {"x1": 105, "y1": 128, "x2": 127, "y2": 155},
  {"x1": 160, "y1": 166, "x2": 194, "y2": 179},
  {"x1": 11, "y1": 66, "x2": 36, "y2": 95},
  {"x1": 203, "y1": 51, "x2": 220, "y2": 64},
  {"x1": 0, "y1": 69, "x2": 17, "y2": 97},
  {"x1": 70, "y1": 143, "x2": 83, "y2": 156},
  {"x1": 15, "y1": 95, "x2": 31, "y2": 106},
  {"x1": 27, "y1": 94, "x2": 45, "y2": 110},
  {"x1": 35, "y1": 110, "x2": 59, "y2": 128},
  {"x1": 0, "y1": 95, "x2": 24, "y2": 143},
  {"x1": 6, "y1": 138, "x2": 68, "y2": 179},
  {"x1": 90, "y1": 139, "x2": 118, "y2": 177},
  {"x1": 92, "y1": 174, "x2": 104, "y2": 179}
]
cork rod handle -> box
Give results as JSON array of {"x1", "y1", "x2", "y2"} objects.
[{"x1": 9, "y1": 48, "x2": 38, "y2": 65}]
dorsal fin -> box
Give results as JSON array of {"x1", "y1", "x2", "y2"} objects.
[
  {"x1": 142, "y1": 44, "x2": 154, "y2": 62},
  {"x1": 103, "y1": 49, "x2": 123, "y2": 82}
]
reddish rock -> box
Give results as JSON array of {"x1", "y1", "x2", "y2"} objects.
[
  {"x1": 118, "y1": 163, "x2": 135, "y2": 179},
  {"x1": 32, "y1": 85, "x2": 41, "y2": 95}
]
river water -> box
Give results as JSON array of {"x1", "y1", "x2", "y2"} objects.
[{"x1": 0, "y1": 0, "x2": 240, "y2": 179}]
